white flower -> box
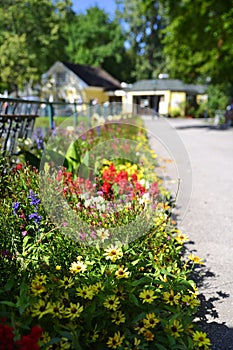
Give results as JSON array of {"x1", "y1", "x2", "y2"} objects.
[
  {"x1": 96, "y1": 228, "x2": 110, "y2": 241},
  {"x1": 103, "y1": 245, "x2": 123, "y2": 262}
]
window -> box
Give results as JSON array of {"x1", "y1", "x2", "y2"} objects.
[{"x1": 56, "y1": 72, "x2": 66, "y2": 85}]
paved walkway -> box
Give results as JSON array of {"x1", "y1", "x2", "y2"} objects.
[{"x1": 143, "y1": 117, "x2": 233, "y2": 350}]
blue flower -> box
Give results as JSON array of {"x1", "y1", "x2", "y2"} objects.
[
  {"x1": 13, "y1": 202, "x2": 20, "y2": 216},
  {"x1": 28, "y1": 189, "x2": 41, "y2": 209},
  {"x1": 28, "y1": 212, "x2": 42, "y2": 225}
]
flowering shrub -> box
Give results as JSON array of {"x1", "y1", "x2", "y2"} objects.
[
  {"x1": 0, "y1": 319, "x2": 42, "y2": 349},
  {"x1": 0, "y1": 119, "x2": 211, "y2": 349}
]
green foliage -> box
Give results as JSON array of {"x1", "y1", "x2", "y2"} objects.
[
  {"x1": 64, "y1": 6, "x2": 129, "y2": 82},
  {"x1": 0, "y1": 0, "x2": 72, "y2": 91},
  {"x1": 0, "y1": 155, "x2": 210, "y2": 349},
  {"x1": 160, "y1": 0, "x2": 233, "y2": 86},
  {"x1": 206, "y1": 84, "x2": 228, "y2": 117},
  {"x1": 0, "y1": 117, "x2": 211, "y2": 349},
  {"x1": 116, "y1": 0, "x2": 166, "y2": 80}
]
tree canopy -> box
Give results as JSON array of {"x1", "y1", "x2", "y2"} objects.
[
  {"x1": 0, "y1": 0, "x2": 232, "y2": 96},
  {"x1": 115, "y1": 0, "x2": 166, "y2": 80},
  {"x1": 0, "y1": 0, "x2": 72, "y2": 92},
  {"x1": 64, "y1": 6, "x2": 130, "y2": 82},
  {"x1": 159, "y1": 0, "x2": 233, "y2": 87}
]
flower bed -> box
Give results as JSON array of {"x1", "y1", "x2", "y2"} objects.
[{"x1": 0, "y1": 118, "x2": 211, "y2": 349}]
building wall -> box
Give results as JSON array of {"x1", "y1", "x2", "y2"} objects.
[
  {"x1": 125, "y1": 90, "x2": 194, "y2": 116},
  {"x1": 169, "y1": 92, "x2": 186, "y2": 116},
  {"x1": 83, "y1": 87, "x2": 109, "y2": 104}
]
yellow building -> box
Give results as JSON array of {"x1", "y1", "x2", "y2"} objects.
[
  {"x1": 41, "y1": 62, "x2": 207, "y2": 118},
  {"x1": 41, "y1": 61, "x2": 121, "y2": 106},
  {"x1": 126, "y1": 79, "x2": 207, "y2": 117}
]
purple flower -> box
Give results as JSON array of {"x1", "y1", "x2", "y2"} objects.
[
  {"x1": 28, "y1": 189, "x2": 41, "y2": 209},
  {"x1": 13, "y1": 202, "x2": 20, "y2": 216},
  {"x1": 1, "y1": 250, "x2": 12, "y2": 259},
  {"x1": 91, "y1": 230, "x2": 97, "y2": 239},
  {"x1": 34, "y1": 128, "x2": 44, "y2": 150},
  {"x1": 22, "y1": 230, "x2": 27, "y2": 237},
  {"x1": 79, "y1": 232, "x2": 87, "y2": 241},
  {"x1": 28, "y1": 212, "x2": 42, "y2": 225}
]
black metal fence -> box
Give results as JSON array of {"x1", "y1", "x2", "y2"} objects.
[{"x1": 0, "y1": 97, "x2": 125, "y2": 154}]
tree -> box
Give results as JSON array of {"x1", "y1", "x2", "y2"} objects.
[
  {"x1": 64, "y1": 6, "x2": 130, "y2": 82},
  {"x1": 160, "y1": 0, "x2": 233, "y2": 89},
  {"x1": 115, "y1": 0, "x2": 166, "y2": 80},
  {"x1": 0, "y1": 0, "x2": 72, "y2": 92}
]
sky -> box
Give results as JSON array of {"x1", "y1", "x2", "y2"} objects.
[{"x1": 72, "y1": 0, "x2": 117, "y2": 17}]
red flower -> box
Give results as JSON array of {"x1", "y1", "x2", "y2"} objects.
[
  {"x1": 135, "y1": 182, "x2": 146, "y2": 194},
  {"x1": 12, "y1": 163, "x2": 23, "y2": 172},
  {"x1": 16, "y1": 326, "x2": 42, "y2": 350},
  {"x1": 131, "y1": 173, "x2": 138, "y2": 182},
  {"x1": 0, "y1": 320, "x2": 42, "y2": 350},
  {"x1": 102, "y1": 181, "x2": 112, "y2": 195},
  {"x1": 0, "y1": 321, "x2": 14, "y2": 350}
]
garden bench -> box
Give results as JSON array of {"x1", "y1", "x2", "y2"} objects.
[{"x1": 0, "y1": 98, "x2": 39, "y2": 154}]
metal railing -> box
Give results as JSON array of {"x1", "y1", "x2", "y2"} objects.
[
  {"x1": 0, "y1": 97, "x2": 77, "y2": 154},
  {"x1": 0, "y1": 97, "x2": 125, "y2": 154}
]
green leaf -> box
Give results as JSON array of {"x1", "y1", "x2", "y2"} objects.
[
  {"x1": 61, "y1": 331, "x2": 73, "y2": 341},
  {"x1": 129, "y1": 293, "x2": 140, "y2": 306},
  {"x1": 131, "y1": 276, "x2": 151, "y2": 286},
  {"x1": 156, "y1": 344, "x2": 169, "y2": 350},
  {"x1": 4, "y1": 278, "x2": 14, "y2": 291},
  {"x1": 0, "y1": 301, "x2": 16, "y2": 307}
]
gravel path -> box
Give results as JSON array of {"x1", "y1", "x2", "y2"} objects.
[{"x1": 143, "y1": 116, "x2": 233, "y2": 350}]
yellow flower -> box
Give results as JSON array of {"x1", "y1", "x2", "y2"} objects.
[
  {"x1": 175, "y1": 233, "x2": 189, "y2": 244},
  {"x1": 48, "y1": 301, "x2": 65, "y2": 319},
  {"x1": 106, "y1": 331, "x2": 124, "y2": 349},
  {"x1": 114, "y1": 286, "x2": 126, "y2": 300},
  {"x1": 111, "y1": 311, "x2": 126, "y2": 325},
  {"x1": 65, "y1": 302, "x2": 83, "y2": 320},
  {"x1": 185, "y1": 324, "x2": 194, "y2": 334},
  {"x1": 69, "y1": 261, "x2": 87, "y2": 274},
  {"x1": 134, "y1": 321, "x2": 147, "y2": 335},
  {"x1": 90, "y1": 325, "x2": 99, "y2": 342},
  {"x1": 92, "y1": 282, "x2": 103, "y2": 294},
  {"x1": 134, "y1": 338, "x2": 141, "y2": 346},
  {"x1": 182, "y1": 294, "x2": 200, "y2": 309},
  {"x1": 103, "y1": 295, "x2": 120, "y2": 311},
  {"x1": 193, "y1": 331, "x2": 211, "y2": 348},
  {"x1": 53, "y1": 338, "x2": 71, "y2": 349},
  {"x1": 30, "y1": 283, "x2": 46, "y2": 296},
  {"x1": 163, "y1": 290, "x2": 180, "y2": 306},
  {"x1": 76, "y1": 286, "x2": 95, "y2": 300},
  {"x1": 59, "y1": 276, "x2": 74, "y2": 289},
  {"x1": 139, "y1": 289, "x2": 157, "y2": 304},
  {"x1": 61, "y1": 292, "x2": 70, "y2": 308},
  {"x1": 104, "y1": 245, "x2": 123, "y2": 262},
  {"x1": 143, "y1": 313, "x2": 160, "y2": 328},
  {"x1": 30, "y1": 299, "x2": 50, "y2": 319},
  {"x1": 115, "y1": 266, "x2": 130, "y2": 279},
  {"x1": 32, "y1": 274, "x2": 47, "y2": 284},
  {"x1": 166, "y1": 320, "x2": 184, "y2": 338},
  {"x1": 143, "y1": 330, "x2": 154, "y2": 341},
  {"x1": 39, "y1": 331, "x2": 51, "y2": 346},
  {"x1": 188, "y1": 254, "x2": 204, "y2": 265},
  {"x1": 56, "y1": 265, "x2": 61, "y2": 270}
]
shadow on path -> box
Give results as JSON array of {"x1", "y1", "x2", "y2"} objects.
[
  {"x1": 189, "y1": 254, "x2": 233, "y2": 350},
  {"x1": 174, "y1": 123, "x2": 231, "y2": 131}
]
